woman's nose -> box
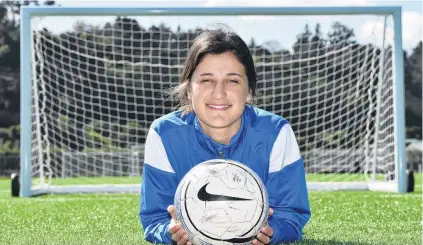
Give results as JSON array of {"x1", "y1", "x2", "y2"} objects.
[{"x1": 211, "y1": 81, "x2": 226, "y2": 99}]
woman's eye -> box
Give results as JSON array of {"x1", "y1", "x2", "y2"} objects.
[
  {"x1": 201, "y1": 79, "x2": 211, "y2": 83},
  {"x1": 228, "y1": 80, "x2": 239, "y2": 84}
]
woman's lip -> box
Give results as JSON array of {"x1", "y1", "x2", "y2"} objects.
[{"x1": 207, "y1": 104, "x2": 231, "y2": 110}]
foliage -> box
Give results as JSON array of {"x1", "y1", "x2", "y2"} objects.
[
  {"x1": 0, "y1": 125, "x2": 19, "y2": 153},
  {"x1": 404, "y1": 41, "x2": 422, "y2": 139},
  {"x1": 0, "y1": 2, "x2": 421, "y2": 155}
]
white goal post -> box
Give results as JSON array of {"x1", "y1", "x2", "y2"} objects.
[{"x1": 20, "y1": 6, "x2": 406, "y2": 197}]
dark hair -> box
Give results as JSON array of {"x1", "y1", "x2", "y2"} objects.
[{"x1": 170, "y1": 28, "x2": 257, "y2": 113}]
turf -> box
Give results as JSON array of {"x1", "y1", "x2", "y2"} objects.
[{"x1": 0, "y1": 175, "x2": 421, "y2": 245}]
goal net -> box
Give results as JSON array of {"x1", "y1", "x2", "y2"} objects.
[{"x1": 21, "y1": 7, "x2": 406, "y2": 196}]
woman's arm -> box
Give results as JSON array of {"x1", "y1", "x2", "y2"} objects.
[
  {"x1": 139, "y1": 127, "x2": 177, "y2": 244},
  {"x1": 266, "y1": 123, "x2": 311, "y2": 244}
]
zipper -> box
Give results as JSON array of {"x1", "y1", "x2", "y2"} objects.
[{"x1": 219, "y1": 151, "x2": 223, "y2": 159}]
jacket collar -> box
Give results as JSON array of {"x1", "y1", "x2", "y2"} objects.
[{"x1": 193, "y1": 108, "x2": 248, "y2": 159}]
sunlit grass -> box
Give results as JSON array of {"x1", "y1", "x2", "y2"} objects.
[{"x1": 0, "y1": 174, "x2": 421, "y2": 245}]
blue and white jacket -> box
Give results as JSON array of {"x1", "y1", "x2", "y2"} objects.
[{"x1": 139, "y1": 105, "x2": 311, "y2": 244}]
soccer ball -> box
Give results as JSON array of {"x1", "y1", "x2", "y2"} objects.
[{"x1": 174, "y1": 159, "x2": 269, "y2": 245}]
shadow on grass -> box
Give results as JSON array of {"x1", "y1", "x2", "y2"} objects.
[
  {"x1": 145, "y1": 238, "x2": 371, "y2": 245},
  {"x1": 294, "y1": 239, "x2": 370, "y2": 245}
]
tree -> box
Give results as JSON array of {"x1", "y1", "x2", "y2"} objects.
[
  {"x1": 293, "y1": 24, "x2": 312, "y2": 54},
  {"x1": 404, "y1": 41, "x2": 422, "y2": 139},
  {"x1": 249, "y1": 38, "x2": 256, "y2": 48},
  {"x1": 311, "y1": 23, "x2": 326, "y2": 51},
  {"x1": 328, "y1": 21, "x2": 355, "y2": 45},
  {"x1": 0, "y1": 1, "x2": 56, "y2": 68},
  {"x1": 0, "y1": 2, "x2": 20, "y2": 68},
  {"x1": 405, "y1": 41, "x2": 422, "y2": 97}
]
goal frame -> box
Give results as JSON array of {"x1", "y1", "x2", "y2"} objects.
[{"x1": 20, "y1": 6, "x2": 406, "y2": 197}]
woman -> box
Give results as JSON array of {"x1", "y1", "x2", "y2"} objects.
[{"x1": 139, "y1": 28, "x2": 311, "y2": 245}]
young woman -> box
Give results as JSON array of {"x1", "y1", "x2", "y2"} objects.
[{"x1": 139, "y1": 29, "x2": 311, "y2": 245}]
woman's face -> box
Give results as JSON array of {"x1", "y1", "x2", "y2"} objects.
[{"x1": 189, "y1": 51, "x2": 251, "y2": 134}]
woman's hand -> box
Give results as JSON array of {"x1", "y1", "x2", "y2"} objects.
[
  {"x1": 253, "y1": 208, "x2": 274, "y2": 245},
  {"x1": 168, "y1": 205, "x2": 274, "y2": 245},
  {"x1": 168, "y1": 205, "x2": 192, "y2": 245}
]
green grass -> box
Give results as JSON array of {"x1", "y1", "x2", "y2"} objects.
[{"x1": 0, "y1": 175, "x2": 421, "y2": 245}]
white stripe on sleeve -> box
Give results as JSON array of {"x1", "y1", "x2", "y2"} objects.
[
  {"x1": 144, "y1": 127, "x2": 175, "y2": 173},
  {"x1": 269, "y1": 124, "x2": 301, "y2": 173}
]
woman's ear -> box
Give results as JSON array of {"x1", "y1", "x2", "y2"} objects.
[
  {"x1": 246, "y1": 90, "x2": 253, "y2": 103},
  {"x1": 187, "y1": 80, "x2": 192, "y2": 100}
]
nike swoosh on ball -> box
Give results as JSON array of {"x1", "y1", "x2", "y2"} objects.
[{"x1": 197, "y1": 183, "x2": 253, "y2": 201}]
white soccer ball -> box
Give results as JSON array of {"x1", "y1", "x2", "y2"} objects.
[{"x1": 174, "y1": 159, "x2": 269, "y2": 245}]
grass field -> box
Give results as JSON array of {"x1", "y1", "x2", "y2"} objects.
[{"x1": 0, "y1": 175, "x2": 421, "y2": 245}]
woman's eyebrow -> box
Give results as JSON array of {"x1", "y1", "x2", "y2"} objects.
[
  {"x1": 198, "y1": 72, "x2": 242, "y2": 77},
  {"x1": 227, "y1": 73, "x2": 242, "y2": 78}
]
